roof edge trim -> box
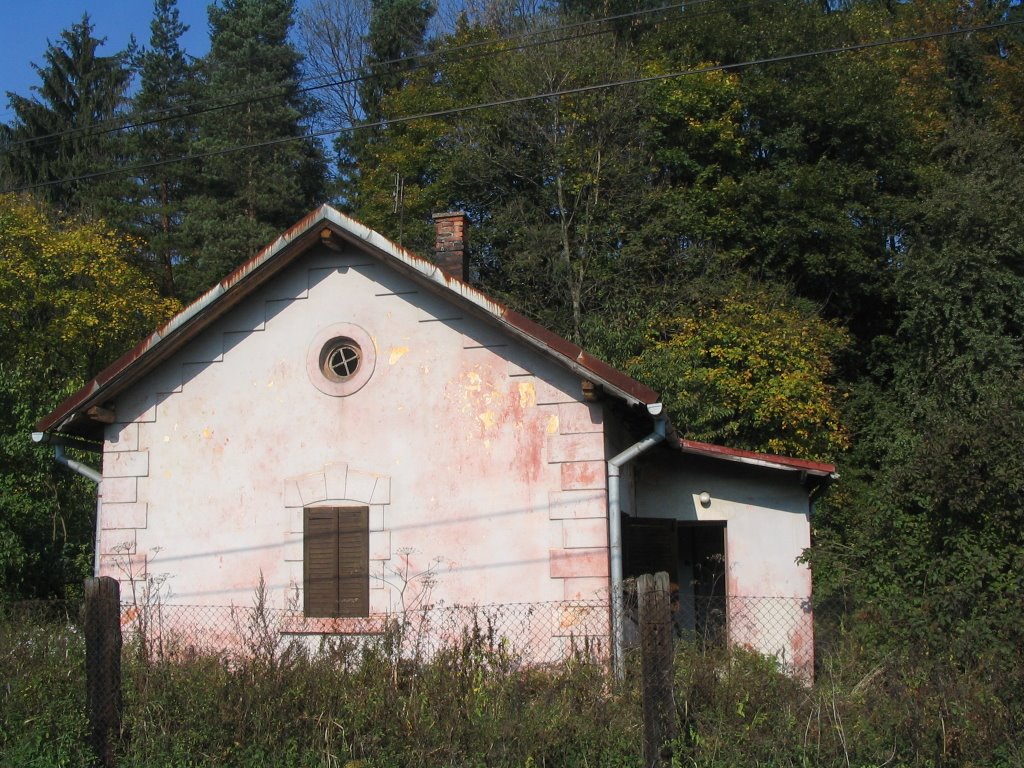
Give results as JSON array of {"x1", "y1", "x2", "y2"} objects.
[{"x1": 678, "y1": 438, "x2": 837, "y2": 477}]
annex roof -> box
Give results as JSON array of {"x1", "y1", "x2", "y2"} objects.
[
  {"x1": 679, "y1": 438, "x2": 837, "y2": 479},
  {"x1": 36, "y1": 205, "x2": 659, "y2": 438}
]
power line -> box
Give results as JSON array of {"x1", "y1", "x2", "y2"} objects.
[
  {"x1": 4, "y1": 17, "x2": 1022, "y2": 196},
  {"x1": 3, "y1": 0, "x2": 733, "y2": 153}
]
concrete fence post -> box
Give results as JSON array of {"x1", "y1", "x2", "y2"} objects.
[{"x1": 84, "y1": 576, "x2": 122, "y2": 767}]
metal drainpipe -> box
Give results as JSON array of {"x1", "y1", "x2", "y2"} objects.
[
  {"x1": 43, "y1": 438, "x2": 104, "y2": 575},
  {"x1": 608, "y1": 405, "x2": 667, "y2": 678},
  {"x1": 54, "y1": 445, "x2": 102, "y2": 484}
]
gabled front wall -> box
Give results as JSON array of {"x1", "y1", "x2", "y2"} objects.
[{"x1": 98, "y1": 243, "x2": 613, "y2": 621}]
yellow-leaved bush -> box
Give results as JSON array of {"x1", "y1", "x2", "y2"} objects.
[
  {"x1": 0, "y1": 193, "x2": 180, "y2": 382},
  {"x1": 625, "y1": 286, "x2": 849, "y2": 462}
]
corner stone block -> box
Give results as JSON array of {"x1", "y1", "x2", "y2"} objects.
[
  {"x1": 100, "y1": 553, "x2": 147, "y2": 582},
  {"x1": 548, "y1": 490, "x2": 607, "y2": 520},
  {"x1": 105, "y1": 423, "x2": 139, "y2": 452},
  {"x1": 323, "y1": 463, "x2": 349, "y2": 500},
  {"x1": 560, "y1": 461, "x2": 607, "y2": 491},
  {"x1": 369, "y1": 505, "x2": 385, "y2": 532},
  {"x1": 101, "y1": 477, "x2": 138, "y2": 504},
  {"x1": 181, "y1": 329, "x2": 225, "y2": 364},
  {"x1": 101, "y1": 530, "x2": 136, "y2": 555},
  {"x1": 103, "y1": 450, "x2": 149, "y2": 478},
  {"x1": 533, "y1": 379, "x2": 574, "y2": 406},
  {"x1": 506, "y1": 359, "x2": 531, "y2": 377},
  {"x1": 547, "y1": 432, "x2": 605, "y2": 464},
  {"x1": 369, "y1": 476, "x2": 391, "y2": 505},
  {"x1": 369, "y1": 588, "x2": 391, "y2": 614},
  {"x1": 101, "y1": 502, "x2": 148, "y2": 530},
  {"x1": 548, "y1": 520, "x2": 564, "y2": 549},
  {"x1": 283, "y1": 533, "x2": 303, "y2": 563},
  {"x1": 369, "y1": 561, "x2": 385, "y2": 590},
  {"x1": 557, "y1": 402, "x2": 604, "y2": 435},
  {"x1": 369, "y1": 531, "x2": 391, "y2": 562},
  {"x1": 561, "y1": 577, "x2": 609, "y2": 601},
  {"x1": 296, "y1": 472, "x2": 328, "y2": 506},
  {"x1": 549, "y1": 548, "x2": 609, "y2": 579},
  {"x1": 138, "y1": 403, "x2": 158, "y2": 422},
  {"x1": 561, "y1": 518, "x2": 608, "y2": 549},
  {"x1": 283, "y1": 479, "x2": 303, "y2": 509},
  {"x1": 345, "y1": 470, "x2": 377, "y2": 504},
  {"x1": 287, "y1": 562, "x2": 303, "y2": 589}
]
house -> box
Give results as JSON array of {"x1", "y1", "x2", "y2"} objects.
[{"x1": 34, "y1": 206, "x2": 835, "y2": 673}]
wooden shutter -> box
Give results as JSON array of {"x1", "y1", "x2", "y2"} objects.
[{"x1": 304, "y1": 507, "x2": 369, "y2": 618}]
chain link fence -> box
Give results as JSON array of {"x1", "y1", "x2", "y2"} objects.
[
  {"x1": 113, "y1": 592, "x2": 813, "y2": 668},
  {"x1": 2, "y1": 587, "x2": 816, "y2": 766}
]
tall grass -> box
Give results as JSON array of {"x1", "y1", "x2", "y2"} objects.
[
  {"x1": 0, "y1": 601, "x2": 94, "y2": 767},
  {"x1": 3, "y1": 600, "x2": 1023, "y2": 768}
]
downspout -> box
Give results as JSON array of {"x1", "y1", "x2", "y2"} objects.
[
  {"x1": 53, "y1": 445, "x2": 103, "y2": 484},
  {"x1": 33, "y1": 433, "x2": 103, "y2": 575},
  {"x1": 608, "y1": 403, "x2": 667, "y2": 678}
]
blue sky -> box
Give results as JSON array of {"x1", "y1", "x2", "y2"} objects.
[{"x1": 1, "y1": 1, "x2": 213, "y2": 123}]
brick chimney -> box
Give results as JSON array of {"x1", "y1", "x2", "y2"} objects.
[{"x1": 432, "y1": 211, "x2": 468, "y2": 281}]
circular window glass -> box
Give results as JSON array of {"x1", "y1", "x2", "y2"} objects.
[
  {"x1": 322, "y1": 340, "x2": 361, "y2": 381},
  {"x1": 307, "y1": 323, "x2": 375, "y2": 397}
]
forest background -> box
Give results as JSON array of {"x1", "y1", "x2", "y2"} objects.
[{"x1": 1, "y1": 0, "x2": 1023, "y2": 693}]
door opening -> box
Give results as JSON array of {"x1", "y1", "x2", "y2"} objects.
[{"x1": 623, "y1": 517, "x2": 726, "y2": 645}]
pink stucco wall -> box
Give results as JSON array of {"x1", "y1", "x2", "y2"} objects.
[{"x1": 97, "y1": 244, "x2": 612, "y2": 629}]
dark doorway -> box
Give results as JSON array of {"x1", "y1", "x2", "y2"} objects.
[
  {"x1": 622, "y1": 517, "x2": 726, "y2": 645},
  {"x1": 677, "y1": 523, "x2": 726, "y2": 645}
]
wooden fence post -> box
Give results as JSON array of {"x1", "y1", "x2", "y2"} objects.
[
  {"x1": 84, "y1": 576, "x2": 122, "y2": 767},
  {"x1": 638, "y1": 571, "x2": 677, "y2": 768}
]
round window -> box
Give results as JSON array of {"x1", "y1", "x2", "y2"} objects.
[
  {"x1": 307, "y1": 323, "x2": 375, "y2": 397},
  {"x1": 322, "y1": 340, "x2": 361, "y2": 381}
]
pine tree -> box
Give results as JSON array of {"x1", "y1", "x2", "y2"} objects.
[
  {"x1": 1, "y1": 15, "x2": 132, "y2": 217},
  {"x1": 122, "y1": 0, "x2": 201, "y2": 296},
  {"x1": 179, "y1": 0, "x2": 327, "y2": 300}
]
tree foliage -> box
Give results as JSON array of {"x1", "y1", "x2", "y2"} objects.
[
  {"x1": 1, "y1": 15, "x2": 132, "y2": 218},
  {"x1": 123, "y1": 0, "x2": 201, "y2": 296},
  {"x1": 177, "y1": 0, "x2": 328, "y2": 301},
  {"x1": 626, "y1": 282, "x2": 850, "y2": 460},
  {"x1": 0, "y1": 193, "x2": 178, "y2": 597},
  {"x1": 2, "y1": 0, "x2": 1024, "y2": 661}
]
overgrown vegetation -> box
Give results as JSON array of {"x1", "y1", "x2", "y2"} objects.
[
  {"x1": 2, "y1": 0, "x2": 1024, "y2": 763},
  {"x1": 3, "y1": 601, "x2": 1023, "y2": 767}
]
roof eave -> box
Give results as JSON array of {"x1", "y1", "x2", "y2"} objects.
[
  {"x1": 678, "y1": 438, "x2": 838, "y2": 481},
  {"x1": 36, "y1": 205, "x2": 659, "y2": 435}
]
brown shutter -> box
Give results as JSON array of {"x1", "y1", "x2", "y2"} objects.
[
  {"x1": 337, "y1": 507, "x2": 369, "y2": 617},
  {"x1": 303, "y1": 507, "x2": 369, "y2": 618}
]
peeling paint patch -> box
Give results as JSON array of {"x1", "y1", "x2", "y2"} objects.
[
  {"x1": 464, "y1": 371, "x2": 482, "y2": 392},
  {"x1": 546, "y1": 414, "x2": 560, "y2": 434},
  {"x1": 478, "y1": 411, "x2": 496, "y2": 429},
  {"x1": 518, "y1": 381, "x2": 536, "y2": 408},
  {"x1": 389, "y1": 346, "x2": 409, "y2": 365}
]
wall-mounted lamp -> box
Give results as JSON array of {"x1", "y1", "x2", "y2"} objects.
[{"x1": 698, "y1": 492, "x2": 712, "y2": 507}]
